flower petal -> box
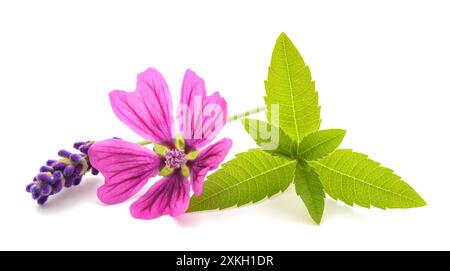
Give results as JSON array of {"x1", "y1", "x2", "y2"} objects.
[
  {"x1": 110, "y1": 68, "x2": 174, "y2": 145},
  {"x1": 88, "y1": 139, "x2": 163, "y2": 204},
  {"x1": 130, "y1": 173, "x2": 190, "y2": 219},
  {"x1": 189, "y1": 138, "x2": 232, "y2": 196},
  {"x1": 177, "y1": 69, "x2": 227, "y2": 150}
]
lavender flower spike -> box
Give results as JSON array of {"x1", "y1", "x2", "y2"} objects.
[{"x1": 25, "y1": 140, "x2": 99, "y2": 205}]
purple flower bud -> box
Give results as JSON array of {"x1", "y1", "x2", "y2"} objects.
[
  {"x1": 64, "y1": 176, "x2": 74, "y2": 188},
  {"x1": 73, "y1": 141, "x2": 86, "y2": 149},
  {"x1": 70, "y1": 154, "x2": 83, "y2": 164},
  {"x1": 53, "y1": 162, "x2": 66, "y2": 171},
  {"x1": 37, "y1": 196, "x2": 48, "y2": 205},
  {"x1": 27, "y1": 140, "x2": 94, "y2": 205},
  {"x1": 75, "y1": 164, "x2": 83, "y2": 175},
  {"x1": 91, "y1": 167, "x2": 99, "y2": 175},
  {"x1": 41, "y1": 184, "x2": 52, "y2": 196},
  {"x1": 31, "y1": 192, "x2": 41, "y2": 199},
  {"x1": 31, "y1": 184, "x2": 40, "y2": 193},
  {"x1": 32, "y1": 192, "x2": 40, "y2": 200},
  {"x1": 26, "y1": 183, "x2": 33, "y2": 192},
  {"x1": 73, "y1": 176, "x2": 82, "y2": 186},
  {"x1": 52, "y1": 180, "x2": 63, "y2": 194},
  {"x1": 79, "y1": 144, "x2": 89, "y2": 154},
  {"x1": 39, "y1": 165, "x2": 53, "y2": 172},
  {"x1": 63, "y1": 165, "x2": 74, "y2": 177},
  {"x1": 53, "y1": 171, "x2": 62, "y2": 181},
  {"x1": 46, "y1": 159, "x2": 56, "y2": 166},
  {"x1": 31, "y1": 185, "x2": 41, "y2": 199},
  {"x1": 37, "y1": 173, "x2": 53, "y2": 183},
  {"x1": 57, "y1": 149, "x2": 71, "y2": 158}
]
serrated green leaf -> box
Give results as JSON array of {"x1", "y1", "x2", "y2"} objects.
[
  {"x1": 294, "y1": 163, "x2": 325, "y2": 224},
  {"x1": 298, "y1": 129, "x2": 346, "y2": 160},
  {"x1": 310, "y1": 149, "x2": 426, "y2": 209},
  {"x1": 188, "y1": 149, "x2": 297, "y2": 212},
  {"x1": 265, "y1": 32, "x2": 321, "y2": 143},
  {"x1": 241, "y1": 118, "x2": 296, "y2": 157}
]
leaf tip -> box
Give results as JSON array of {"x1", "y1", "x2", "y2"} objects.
[
  {"x1": 277, "y1": 32, "x2": 291, "y2": 43},
  {"x1": 311, "y1": 213, "x2": 323, "y2": 225},
  {"x1": 415, "y1": 195, "x2": 427, "y2": 207}
]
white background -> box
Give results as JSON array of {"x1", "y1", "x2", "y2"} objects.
[{"x1": 1, "y1": 0, "x2": 449, "y2": 250}]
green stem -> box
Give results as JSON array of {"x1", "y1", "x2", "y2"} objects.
[{"x1": 227, "y1": 106, "x2": 266, "y2": 123}]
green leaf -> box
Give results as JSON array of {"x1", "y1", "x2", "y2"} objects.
[
  {"x1": 294, "y1": 163, "x2": 325, "y2": 224},
  {"x1": 265, "y1": 32, "x2": 321, "y2": 143},
  {"x1": 298, "y1": 129, "x2": 346, "y2": 160},
  {"x1": 310, "y1": 149, "x2": 426, "y2": 209},
  {"x1": 241, "y1": 118, "x2": 296, "y2": 157},
  {"x1": 188, "y1": 149, "x2": 297, "y2": 212}
]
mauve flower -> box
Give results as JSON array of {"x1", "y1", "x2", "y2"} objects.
[{"x1": 88, "y1": 68, "x2": 232, "y2": 219}]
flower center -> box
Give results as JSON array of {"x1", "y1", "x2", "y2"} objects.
[{"x1": 164, "y1": 149, "x2": 187, "y2": 169}]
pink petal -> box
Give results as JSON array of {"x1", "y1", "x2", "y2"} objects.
[
  {"x1": 110, "y1": 68, "x2": 174, "y2": 145},
  {"x1": 177, "y1": 69, "x2": 228, "y2": 150},
  {"x1": 88, "y1": 139, "x2": 163, "y2": 204},
  {"x1": 130, "y1": 173, "x2": 190, "y2": 219},
  {"x1": 190, "y1": 138, "x2": 233, "y2": 196}
]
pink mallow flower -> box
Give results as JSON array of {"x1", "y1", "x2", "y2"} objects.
[{"x1": 88, "y1": 68, "x2": 232, "y2": 219}]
